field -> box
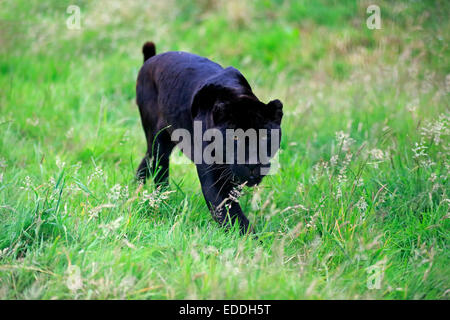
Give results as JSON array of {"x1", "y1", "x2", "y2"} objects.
[{"x1": 0, "y1": 0, "x2": 449, "y2": 299}]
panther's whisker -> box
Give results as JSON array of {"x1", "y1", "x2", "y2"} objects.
[
  {"x1": 209, "y1": 167, "x2": 232, "y2": 190},
  {"x1": 201, "y1": 164, "x2": 228, "y2": 177},
  {"x1": 216, "y1": 171, "x2": 234, "y2": 201}
]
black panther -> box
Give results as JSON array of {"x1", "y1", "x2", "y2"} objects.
[{"x1": 135, "y1": 42, "x2": 283, "y2": 234}]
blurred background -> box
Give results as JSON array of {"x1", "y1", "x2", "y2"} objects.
[
  {"x1": 1, "y1": 0, "x2": 448, "y2": 166},
  {"x1": 1, "y1": 0, "x2": 448, "y2": 164}
]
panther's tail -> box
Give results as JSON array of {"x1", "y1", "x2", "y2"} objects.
[{"x1": 142, "y1": 41, "x2": 156, "y2": 62}]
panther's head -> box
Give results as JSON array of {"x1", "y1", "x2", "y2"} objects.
[
  {"x1": 211, "y1": 96, "x2": 283, "y2": 186},
  {"x1": 191, "y1": 70, "x2": 283, "y2": 187}
]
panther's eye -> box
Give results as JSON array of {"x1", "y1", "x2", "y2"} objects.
[{"x1": 233, "y1": 135, "x2": 239, "y2": 141}]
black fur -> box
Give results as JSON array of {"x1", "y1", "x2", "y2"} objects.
[
  {"x1": 135, "y1": 42, "x2": 283, "y2": 234},
  {"x1": 142, "y1": 42, "x2": 156, "y2": 62}
]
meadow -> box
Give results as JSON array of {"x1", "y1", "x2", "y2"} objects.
[{"x1": 0, "y1": 0, "x2": 449, "y2": 299}]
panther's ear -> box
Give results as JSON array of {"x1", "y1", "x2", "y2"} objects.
[
  {"x1": 191, "y1": 84, "x2": 212, "y2": 120},
  {"x1": 211, "y1": 101, "x2": 229, "y2": 124},
  {"x1": 267, "y1": 99, "x2": 283, "y2": 124},
  {"x1": 191, "y1": 84, "x2": 222, "y2": 119}
]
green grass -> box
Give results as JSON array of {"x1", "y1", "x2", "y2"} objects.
[{"x1": 0, "y1": 0, "x2": 449, "y2": 299}]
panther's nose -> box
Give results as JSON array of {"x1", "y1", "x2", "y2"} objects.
[{"x1": 247, "y1": 164, "x2": 260, "y2": 176}]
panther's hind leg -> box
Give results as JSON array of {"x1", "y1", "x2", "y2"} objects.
[
  {"x1": 137, "y1": 125, "x2": 175, "y2": 185},
  {"x1": 148, "y1": 128, "x2": 175, "y2": 185},
  {"x1": 136, "y1": 128, "x2": 154, "y2": 183},
  {"x1": 136, "y1": 82, "x2": 159, "y2": 183}
]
